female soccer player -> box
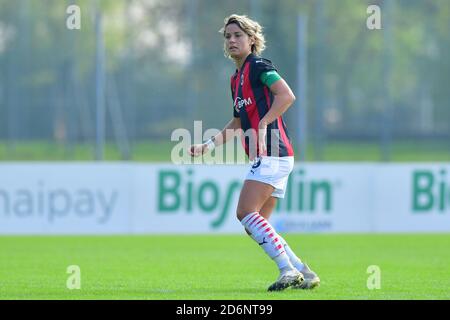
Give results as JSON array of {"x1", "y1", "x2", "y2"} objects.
[{"x1": 189, "y1": 14, "x2": 319, "y2": 291}]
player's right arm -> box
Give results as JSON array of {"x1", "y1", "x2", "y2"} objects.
[{"x1": 189, "y1": 117, "x2": 241, "y2": 157}]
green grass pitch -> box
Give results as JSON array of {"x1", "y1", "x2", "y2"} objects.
[
  {"x1": 2, "y1": 140, "x2": 450, "y2": 162},
  {"x1": 0, "y1": 234, "x2": 449, "y2": 300}
]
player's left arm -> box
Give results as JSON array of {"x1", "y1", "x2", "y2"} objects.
[
  {"x1": 259, "y1": 78, "x2": 296, "y2": 127},
  {"x1": 258, "y1": 77, "x2": 296, "y2": 154}
]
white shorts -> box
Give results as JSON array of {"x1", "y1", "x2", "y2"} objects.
[{"x1": 245, "y1": 156, "x2": 294, "y2": 198}]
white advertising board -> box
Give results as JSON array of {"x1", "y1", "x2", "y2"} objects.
[{"x1": 1, "y1": 163, "x2": 449, "y2": 234}]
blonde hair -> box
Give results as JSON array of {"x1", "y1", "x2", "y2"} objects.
[{"x1": 219, "y1": 14, "x2": 266, "y2": 58}]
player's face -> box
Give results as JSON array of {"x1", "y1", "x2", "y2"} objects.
[{"x1": 224, "y1": 23, "x2": 253, "y2": 60}]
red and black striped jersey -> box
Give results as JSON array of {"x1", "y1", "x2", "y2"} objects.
[{"x1": 230, "y1": 53, "x2": 294, "y2": 158}]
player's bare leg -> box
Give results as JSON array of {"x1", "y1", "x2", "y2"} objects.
[
  {"x1": 259, "y1": 197, "x2": 320, "y2": 290},
  {"x1": 237, "y1": 180, "x2": 303, "y2": 291}
]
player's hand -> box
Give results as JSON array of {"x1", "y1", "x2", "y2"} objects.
[
  {"x1": 189, "y1": 144, "x2": 207, "y2": 157},
  {"x1": 258, "y1": 120, "x2": 268, "y2": 156}
]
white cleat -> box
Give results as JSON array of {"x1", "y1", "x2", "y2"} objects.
[
  {"x1": 267, "y1": 269, "x2": 304, "y2": 292},
  {"x1": 292, "y1": 263, "x2": 320, "y2": 289}
]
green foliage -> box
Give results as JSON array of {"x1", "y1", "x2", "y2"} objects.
[{"x1": 0, "y1": 0, "x2": 449, "y2": 155}]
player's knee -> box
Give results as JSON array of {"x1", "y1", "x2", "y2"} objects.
[{"x1": 236, "y1": 208, "x2": 254, "y2": 221}]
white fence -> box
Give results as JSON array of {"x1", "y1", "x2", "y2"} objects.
[{"x1": 0, "y1": 163, "x2": 449, "y2": 234}]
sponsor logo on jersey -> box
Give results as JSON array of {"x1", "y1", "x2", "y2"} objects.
[{"x1": 234, "y1": 97, "x2": 253, "y2": 113}]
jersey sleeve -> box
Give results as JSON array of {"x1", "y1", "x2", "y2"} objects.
[
  {"x1": 251, "y1": 58, "x2": 277, "y2": 86},
  {"x1": 260, "y1": 70, "x2": 282, "y2": 87}
]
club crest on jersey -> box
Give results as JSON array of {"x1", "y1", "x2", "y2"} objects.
[
  {"x1": 234, "y1": 97, "x2": 253, "y2": 113},
  {"x1": 240, "y1": 73, "x2": 244, "y2": 85}
]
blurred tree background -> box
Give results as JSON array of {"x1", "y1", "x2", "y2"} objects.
[{"x1": 0, "y1": 0, "x2": 449, "y2": 161}]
